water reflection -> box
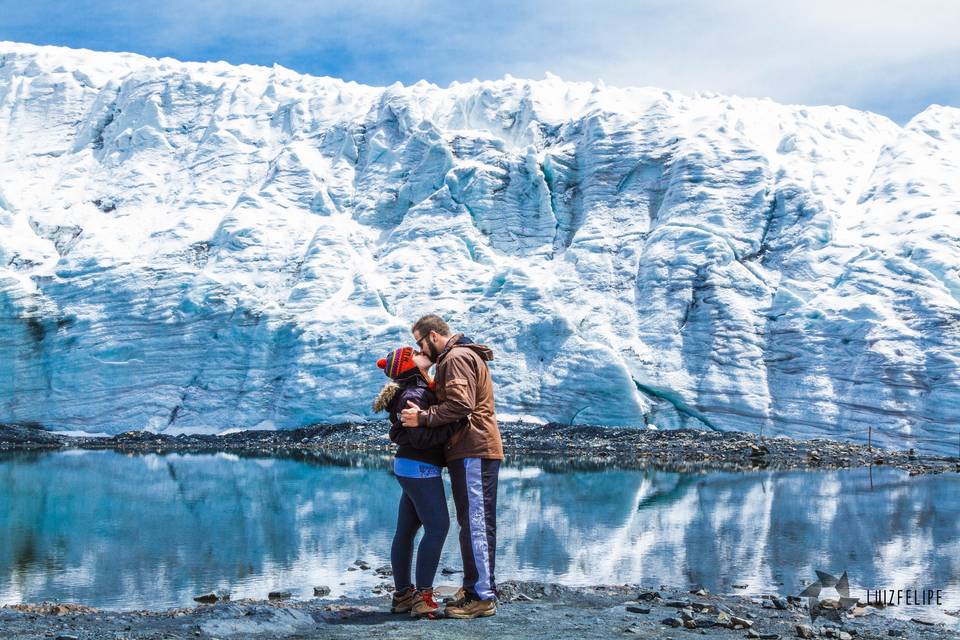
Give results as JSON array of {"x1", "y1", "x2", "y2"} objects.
[{"x1": 0, "y1": 450, "x2": 957, "y2": 620}]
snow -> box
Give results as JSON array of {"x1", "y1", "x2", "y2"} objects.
[{"x1": 1, "y1": 42, "x2": 958, "y2": 453}]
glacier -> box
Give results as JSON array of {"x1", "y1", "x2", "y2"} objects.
[{"x1": 0, "y1": 42, "x2": 958, "y2": 453}]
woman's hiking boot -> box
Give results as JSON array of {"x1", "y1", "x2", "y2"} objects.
[
  {"x1": 390, "y1": 586, "x2": 416, "y2": 613},
  {"x1": 443, "y1": 594, "x2": 497, "y2": 619},
  {"x1": 410, "y1": 588, "x2": 440, "y2": 619}
]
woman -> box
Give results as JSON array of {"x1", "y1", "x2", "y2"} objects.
[{"x1": 373, "y1": 346, "x2": 460, "y2": 619}]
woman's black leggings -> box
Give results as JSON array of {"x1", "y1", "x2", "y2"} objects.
[{"x1": 391, "y1": 475, "x2": 450, "y2": 590}]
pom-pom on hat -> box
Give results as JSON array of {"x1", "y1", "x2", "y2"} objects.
[{"x1": 377, "y1": 346, "x2": 417, "y2": 379}]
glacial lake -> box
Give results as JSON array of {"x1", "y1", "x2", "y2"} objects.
[{"x1": 1, "y1": 450, "x2": 958, "y2": 623}]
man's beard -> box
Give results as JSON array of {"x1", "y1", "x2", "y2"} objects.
[{"x1": 426, "y1": 340, "x2": 439, "y2": 363}]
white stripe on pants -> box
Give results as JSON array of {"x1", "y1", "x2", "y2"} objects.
[{"x1": 464, "y1": 457, "x2": 494, "y2": 600}]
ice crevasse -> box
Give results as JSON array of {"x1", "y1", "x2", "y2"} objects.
[{"x1": 0, "y1": 42, "x2": 958, "y2": 453}]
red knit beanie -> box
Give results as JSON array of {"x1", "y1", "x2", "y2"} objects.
[{"x1": 377, "y1": 346, "x2": 417, "y2": 379}]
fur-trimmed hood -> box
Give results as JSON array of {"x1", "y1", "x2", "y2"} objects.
[{"x1": 373, "y1": 381, "x2": 399, "y2": 413}]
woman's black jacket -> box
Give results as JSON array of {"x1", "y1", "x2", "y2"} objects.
[{"x1": 386, "y1": 376, "x2": 460, "y2": 467}]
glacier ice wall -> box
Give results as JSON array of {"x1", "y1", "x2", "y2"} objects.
[{"x1": 1, "y1": 43, "x2": 958, "y2": 452}]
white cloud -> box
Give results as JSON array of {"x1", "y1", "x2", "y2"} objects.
[{"x1": 2, "y1": 0, "x2": 957, "y2": 121}]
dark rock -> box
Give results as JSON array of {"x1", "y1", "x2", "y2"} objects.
[
  {"x1": 313, "y1": 586, "x2": 331, "y2": 597},
  {"x1": 625, "y1": 606, "x2": 650, "y2": 614},
  {"x1": 193, "y1": 592, "x2": 219, "y2": 604},
  {"x1": 796, "y1": 623, "x2": 815, "y2": 638},
  {"x1": 440, "y1": 566, "x2": 462, "y2": 575},
  {"x1": 55, "y1": 636, "x2": 79, "y2": 640},
  {"x1": 733, "y1": 583, "x2": 749, "y2": 589},
  {"x1": 730, "y1": 615, "x2": 753, "y2": 629},
  {"x1": 661, "y1": 617, "x2": 682, "y2": 627},
  {"x1": 268, "y1": 590, "x2": 292, "y2": 600},
  {"x1": 750, "y1": 443, "x2": 769, "y2": 457},
  {"x1": 663, "y1": 600, "x2": 691, "y2": 608},
  {"x1": 910, "y1": 617, "x2": 936, "y2": 626},
  {"x1": 771, "y1": 596, "x2": 788, "y2": 610},
  {"x1": 636, "y1": 591, "x2": 661, "y2": 601}
]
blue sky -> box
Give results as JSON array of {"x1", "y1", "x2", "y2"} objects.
[{"x1": 1, "y1": 0, "x2": 957, "y2": 124}]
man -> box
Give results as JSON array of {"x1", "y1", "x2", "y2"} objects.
[{"x1": 401, "y1": 314, "x2": 503, "y2": 619}]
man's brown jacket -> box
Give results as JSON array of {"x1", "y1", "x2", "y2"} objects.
[{"x1": 417, "y1": 333, "x2": 504, "y2": 462}]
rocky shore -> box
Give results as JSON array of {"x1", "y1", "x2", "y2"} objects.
[
  {"x1": 1, "y1": 421, "x2": 958, "y2": 475},
  {"x1": 1, "y1": 581, "x2": 957, "y2": 640}
]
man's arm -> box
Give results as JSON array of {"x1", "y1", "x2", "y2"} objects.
[
  {"x1": 390, "y1": 388, "x2": 432, "y2": 442},
  {"x1": 404, "y1": 422, "x2": 458, "y2": 448},
  {"x1": 418, "y1": 352, "x2": 478, "y2": 428}
]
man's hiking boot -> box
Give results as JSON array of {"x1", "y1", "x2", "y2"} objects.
[
  {"x1": 410, "y1": 588, "x2": 440, "y2": 619},
  {"x1": 443, "y1": 587, "x2": 466, "y2": 605},
  {"x1": 444, "y1": 594, "x2": 497, "y2": 619},
  {"x1": 390, "y1": 586, "x2": 416, "y2": 613}
]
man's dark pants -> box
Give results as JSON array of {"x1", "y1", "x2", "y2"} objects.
[{"x1": 447, "y1": 457, "x2": 500, "y2": 600}]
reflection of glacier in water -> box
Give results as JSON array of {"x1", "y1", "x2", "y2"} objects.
[{"x1": 0, "y1": 451, "x2": 958, "y2": 618}]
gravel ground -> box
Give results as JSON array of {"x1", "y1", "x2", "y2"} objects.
[
  {"x1": 1, "y1": 582, "x2": 957, "y2": 640},
  {"x1": 2, "y1": 421, "x2": 958, "y2": 475}
]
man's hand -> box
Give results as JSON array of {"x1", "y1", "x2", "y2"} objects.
[{"x1": 401, "y1": 401, "x2": 421, "y2": 428}]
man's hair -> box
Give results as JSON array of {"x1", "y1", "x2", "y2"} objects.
[{"x1": 412, "y1": 314, "x2": 451, "y2": 338}]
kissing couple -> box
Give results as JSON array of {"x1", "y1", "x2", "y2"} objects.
[{"x1": 372, "y1": 314, "x2": 503, "y2": 619}]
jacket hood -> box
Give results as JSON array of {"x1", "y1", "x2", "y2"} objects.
[
  {"x1": 372, "y1": 382, "x2": 399, "y2": 413},
  {"x1": 461, "y1": 342, "x2": 494, "y2": 361},
  {"x1": 373, "y1": 374, "x2": 433, "y2": 412},
  {"x1": 441, "y1": 333, "x2": 494, "y2": 362}
]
